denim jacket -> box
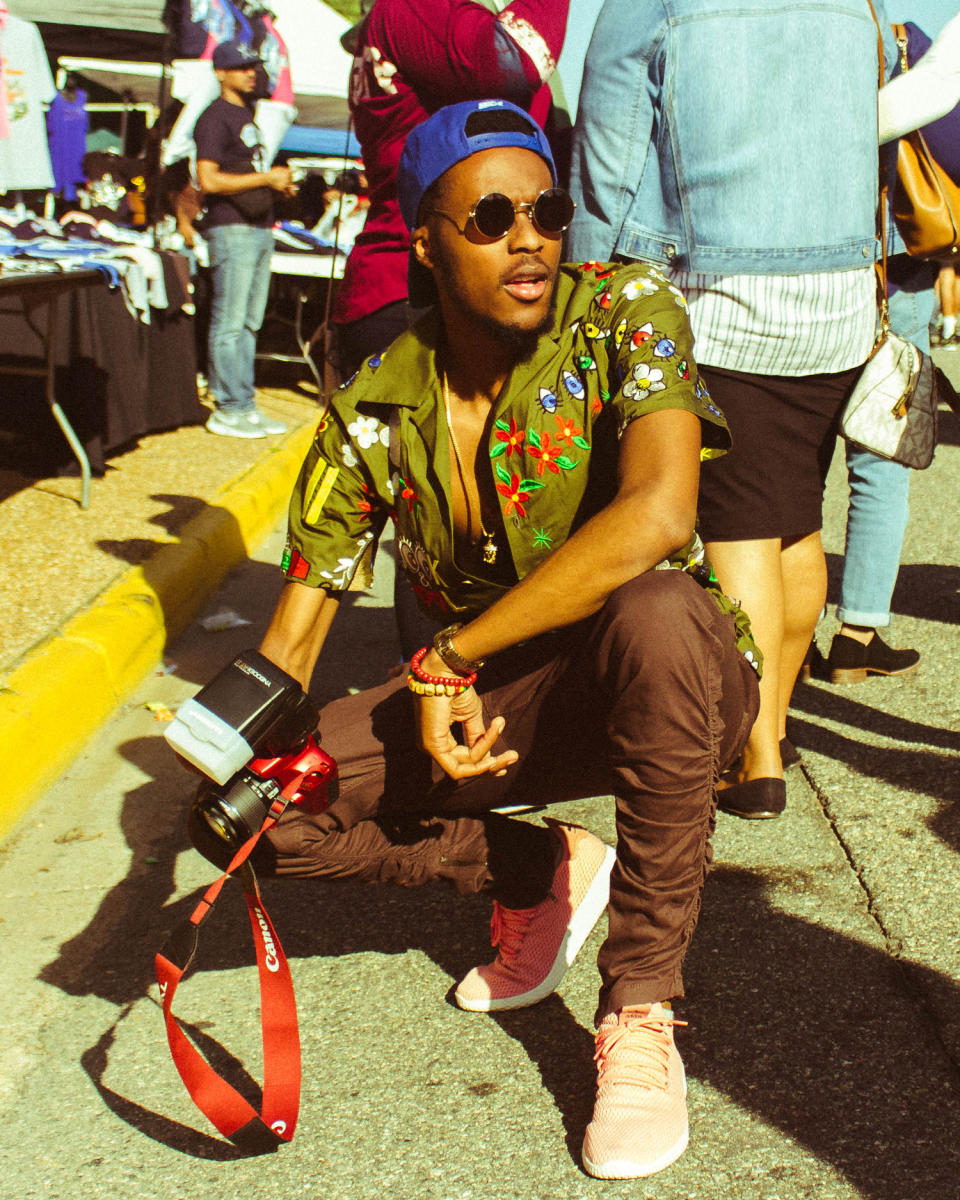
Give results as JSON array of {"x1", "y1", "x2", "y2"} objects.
[{"x1": 568, "y1": 0, "x2": 897, "y2": 274}]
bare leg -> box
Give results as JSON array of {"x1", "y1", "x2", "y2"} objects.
[
  {"x1": 779, "y1": 530, "x2": 827, "y2": 728},
  {"x1": 704, "y1": 538, "x2": 783, "y2": 780},
  {"x1": 707, "y1": 530, "x2": 826, "y2": 781}
]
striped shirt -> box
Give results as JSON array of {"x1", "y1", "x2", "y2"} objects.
[{"x1": 666, "y1": 266, "x2": 877, "y2": 377}]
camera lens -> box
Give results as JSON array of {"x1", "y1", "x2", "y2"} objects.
[
  {"x1": 190, "y1": 770, "x2": 282, "y2": 864},
  {"x1": 200, "y1": 804, "x2": 240, "y2": 845}
]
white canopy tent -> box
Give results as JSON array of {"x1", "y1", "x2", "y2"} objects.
[{"x1": 21, "y1": 0, "x2": 353, "y2": 128}]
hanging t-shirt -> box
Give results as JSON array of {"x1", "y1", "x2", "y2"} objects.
[
  {"x1": 0, "y1": 16, "x2": 55, "y2": 192},
  {"x1": 176, "y1": 0, "x2": 255, "y2": 59},
  {"x1": 194, "y1": 96, "x2": 272, "y2": 228},
  {"x1": 47, "y1": 88, "x2": 89, "y2": 201}
]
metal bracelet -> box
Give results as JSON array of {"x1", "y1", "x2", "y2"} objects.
[{"x1": 433, "y1": 622, "x2": 485, "y2": 676}]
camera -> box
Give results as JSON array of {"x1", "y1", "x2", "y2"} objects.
[{"x1": 165, "y1": 651, "x2": 338, "y2": 865}]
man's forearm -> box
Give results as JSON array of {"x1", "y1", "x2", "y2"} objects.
[
  {"x1": 259, "y1": 581, "x2": 339, "y2": 691},
  {"x1": 198, "y1": 168, "x2": 266, "y2": 194},
  {"x1": 452, "y1": 487, "x2": 692, "y2": 666},
  {"x1": 197, "y1": 160, "x2": 286, "y2": 195}
]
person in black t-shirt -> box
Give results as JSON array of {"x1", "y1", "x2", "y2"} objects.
[{"x1": 195, "y1": 37, "x2": 295, "y2": 439}]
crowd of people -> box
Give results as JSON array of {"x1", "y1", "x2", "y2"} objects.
[{"x1": 185, "y1": 0, "x2": 960, "y2": 1183}]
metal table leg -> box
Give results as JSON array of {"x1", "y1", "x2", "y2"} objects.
[{"x1": 44, "y1": 293, "x2": 91, "y2": 509}]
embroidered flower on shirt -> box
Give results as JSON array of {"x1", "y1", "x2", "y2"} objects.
[
  {"x1": 554, "y1": 414, "x2": 591, "y2": 451},
  {"x1": 623, "y1": 362, "x2": 666, "y2": 398},
  {"x1": 398, "y1": 474, "x2": 421, "y2": 513},
  {"x1": 532, "y1": 527, "x2": 553, "y2": 550},
  {"x1": 340, "y1": 441, "x2": 358, "y2": 468},
  {"x1": 348, "y1": 415, "x2": 389, "y2": 449},
  {"x1": 495, "y1": 467, "x2": 544, "y2": 518},
  {"x1": 492, "y1": 416, "x2": 525, "y2": 458},
  {"x1": 622, "y1": 276, "x2": 659, "y2": 300},
  {"x1": 527, "y1": 431, "x2": 564, "y2": 475}
]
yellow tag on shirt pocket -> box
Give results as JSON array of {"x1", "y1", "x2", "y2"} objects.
[{"x1": 302, "y1": 458, "x2": 340, "y2": 525}]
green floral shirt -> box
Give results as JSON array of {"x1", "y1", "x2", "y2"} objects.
[{"x1": 284, "y1": 261, "x2": 761, "y2": 673}]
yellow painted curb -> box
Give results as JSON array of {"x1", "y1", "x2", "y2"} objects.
[{"x1": 0, "y1": 421, "x2": 315, "y2": 842}]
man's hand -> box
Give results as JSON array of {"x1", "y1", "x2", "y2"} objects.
[
  {"x1": 415, "y1": 685, "x2": 519, "y2": 781},
  {"x1": 266, "y1": 165, "x2": 294, "y2": 192}
]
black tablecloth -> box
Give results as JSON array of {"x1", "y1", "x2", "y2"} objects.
[{"x1": 0, "y1": 254, "x2": 204, "y2": 475}]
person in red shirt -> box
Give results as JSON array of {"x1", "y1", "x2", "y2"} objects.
[{"x1": 332, "y1": 0, "x2": 570, "y2": 379}]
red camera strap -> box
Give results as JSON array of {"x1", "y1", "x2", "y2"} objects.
[{"x1": 155, "y1": 776, "x2": 306, "y2": 1146}]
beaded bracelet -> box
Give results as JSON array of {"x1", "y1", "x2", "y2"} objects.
[
  {"x1": 407, "y1": 674, "x2": 472, "y2": 697},
  {"x1": 406, "y1": 646, "x2": 477, "y2": 696}
]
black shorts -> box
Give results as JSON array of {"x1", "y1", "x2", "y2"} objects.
[{"x1": 696, "y1": 362, "x2": 861, "y2": 542}]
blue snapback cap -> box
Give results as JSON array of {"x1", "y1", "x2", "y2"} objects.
[{"x1": 397, "y1": 99, "x2": 557, "y2": 231}]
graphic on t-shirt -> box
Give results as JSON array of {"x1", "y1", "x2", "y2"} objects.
[
  {"x1": 240, "y1": 122, "x2": 266, "y2": 170},
  {"x1": 4, "y1": 65, "x2": 29, "y2": 123}
]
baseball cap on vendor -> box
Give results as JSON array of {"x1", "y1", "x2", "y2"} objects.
[
  {"x1": 399, "y1": 99, "x2": 557, "y2": 306},
  {"x1": 212, "y1": 38, "x2": 261, "y2": 70}
]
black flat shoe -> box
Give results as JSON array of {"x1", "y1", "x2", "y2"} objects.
[
  {"x1": 826, "y1": 632, "x2": 920, "y2": 684},
  {"x1": 717, "y1": 777, "x2": 786, "y2": 820}
]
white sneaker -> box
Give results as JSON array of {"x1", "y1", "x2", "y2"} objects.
[
  {"x1": 205, "y1": 409, "x2": 268, "y2": 439},
  {"x1": 248, "y1": 410, "x2": 288, "y2": 434}
]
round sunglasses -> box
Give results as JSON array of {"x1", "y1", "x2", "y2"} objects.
[{"x1": 426, "y1": 187, "x2": 576, "y2": 240}]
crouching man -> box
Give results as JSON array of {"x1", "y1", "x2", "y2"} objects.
[{"x1": 254, "y1": 99, "x2": 760, "y2": 1179}]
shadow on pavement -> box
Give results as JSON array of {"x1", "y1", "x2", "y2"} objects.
[
  {"x1": 789, "y1": 678, "x2": 960, "y2": 755},
  {"x1": 38, "y1": 783, "x2": 960, "y2": 1194},
  {"x1": 786, "y1": 682, "x2": 960, "y2": 854},
  {"x1": 81, "y1": 1006, "x2": 261, "y2": 1162}
]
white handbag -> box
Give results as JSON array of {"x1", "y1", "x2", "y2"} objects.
[{"x1": 840, "y1": 330, "x2": 937, "y2": 469}]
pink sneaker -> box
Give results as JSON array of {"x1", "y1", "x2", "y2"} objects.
[
  {"x1": 454, "y1": 820, "x2": 615, "y2": 1012},
  {"x1": 582, "y1": 1003, "x2": 689, "y2": 1179}
]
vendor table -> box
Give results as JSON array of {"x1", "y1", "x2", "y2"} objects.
[
  {"x1": 0, "y1": 256, "x2": 205, "y2": 506},
  {"x1": 258, "y1": 251, "x2": 345, "y2": 394},
  {"x1": 0, "y1": 269, "x2": 101, "y2": 507}
]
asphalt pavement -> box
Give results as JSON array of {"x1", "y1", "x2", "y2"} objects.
[{"x1": 0, "y1": 358, "x2": 959, "y2": 1200}]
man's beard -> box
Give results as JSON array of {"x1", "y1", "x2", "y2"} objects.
[
  {"x1": 431, "y1": 244, "x2": 559, "y2": 363},
  {"x1": 469, "y1": 299, "x2": 557, "y2": 362}
]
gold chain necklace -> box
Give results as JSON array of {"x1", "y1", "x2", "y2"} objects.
[{"x1": 441, "y1": 371, "x2": 498, "y2": 565}]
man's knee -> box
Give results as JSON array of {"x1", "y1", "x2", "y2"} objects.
[{"x1": 595, "y1": 571, "x2": 720, "y2": 674}]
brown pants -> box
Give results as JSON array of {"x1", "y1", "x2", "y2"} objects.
[{"x1": 262, "y1": 571, "x2": 759, "y2": 1018}]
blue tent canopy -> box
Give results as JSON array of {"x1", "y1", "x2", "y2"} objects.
[{"x1": 280, "y1": 126, "x2": 361, "y2": 157}]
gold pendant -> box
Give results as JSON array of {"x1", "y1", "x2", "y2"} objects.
[{"x1": 482, "y1": 535, "x2": 497, "y2": 565}]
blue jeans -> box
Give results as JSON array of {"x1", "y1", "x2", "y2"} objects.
[
  {"x1": 206, "y1": 224, "x2": 274, "y2": 414},
  {"x1": 838, "y1": 258, "x2": 937, "y2": 627}
]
